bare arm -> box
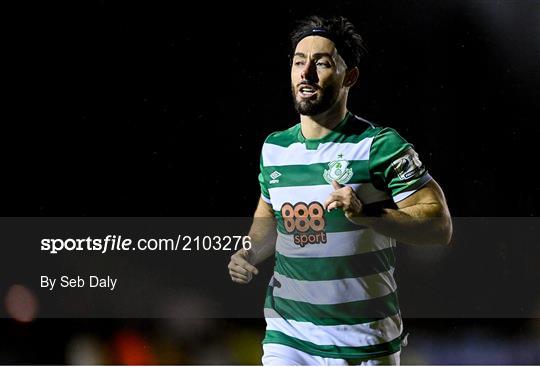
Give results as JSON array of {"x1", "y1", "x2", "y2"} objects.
[
  {"x1": 228, "y1": 197, "x2": 277, "y2": 284},
  {"x1": 324, "y1": 179, "x2": 452, "y2": 246},
  {"x1": 247, "y1": 198, "x2": 278, "y2": 264}
]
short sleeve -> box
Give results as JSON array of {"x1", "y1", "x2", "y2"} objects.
[
  {"x1": 369, "y1": 127, "x2": 432, "y2": 202},
  {"x1": 258, "y1": 152, "x2": 272, "y2": 204}
]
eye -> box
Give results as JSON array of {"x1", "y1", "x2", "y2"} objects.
[
  {"x1": 316, "y1": 61, "x2": 331, "y2": 68},
  {"x1": 293, "y1": 60, "x2": 306, "y2": 67}
]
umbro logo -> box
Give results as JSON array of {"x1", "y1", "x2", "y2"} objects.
[{"x1": 269, "y1": 170, "x2": 282, "y2": 184}]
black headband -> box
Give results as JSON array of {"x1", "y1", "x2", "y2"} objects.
[{"x1": 293, "y1": 28, "x2": 356, "y2": 68}]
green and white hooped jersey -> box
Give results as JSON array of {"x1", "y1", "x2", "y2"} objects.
[{"x1": 258, "y1": 112, "x2": 432, "y2": 360}]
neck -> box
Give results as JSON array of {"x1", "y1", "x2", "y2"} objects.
[{"x1": 300, "y1": 99, "x2": 348, "y2": 139}]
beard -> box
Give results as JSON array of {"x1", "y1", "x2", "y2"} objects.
[{"x1": 292, "y1": 83, "x2": 340, "y2": 116}]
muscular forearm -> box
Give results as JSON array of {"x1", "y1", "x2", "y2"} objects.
[
  {"x1": 325, "y1": 179, "x2": 452, "y2": 246},
  {"x1": 228, "y1": 198, "x2": 277, "y2": 284},
  {"x1": 352, "y1": 202, "x2": 452, "y2": 246},
  {"x1": 247, "y1": 216, "x2": 277, "y2": 265}
]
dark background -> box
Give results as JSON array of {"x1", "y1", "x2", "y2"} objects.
[
  {"x1": 12, "y1": 0, "x2": 538, "y2": 217},
  {"x1": 3, "y1": 0, "x2": 540, "y2": 364}
]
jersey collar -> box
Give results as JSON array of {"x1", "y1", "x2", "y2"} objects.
[{"x1": 297, "y1": 111, "x2": 352, "y2": 150}]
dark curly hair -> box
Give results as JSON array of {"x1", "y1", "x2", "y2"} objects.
[{"x1": 290, "y1": 15, "x2": 367, "y2": 69}]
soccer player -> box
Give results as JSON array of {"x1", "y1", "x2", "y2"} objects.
[{"x1": 228, "y1": 15, "x2": 452, "y2": 366}]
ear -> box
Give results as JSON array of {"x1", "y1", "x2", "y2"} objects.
[{"x1": 343, "y1": 67, "x2": 359, "y2": 88}]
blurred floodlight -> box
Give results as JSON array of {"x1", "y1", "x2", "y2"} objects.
[
  {"x1": 4, "y1": 284, "x2": 39, "y2": 322},
  {"x1": 65, "y1": 335, "x2": 106, "y2": 365}
]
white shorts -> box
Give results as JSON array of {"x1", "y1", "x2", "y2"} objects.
[{"x1": 262, "y1": 343, "x2": 401, "y2": 366}]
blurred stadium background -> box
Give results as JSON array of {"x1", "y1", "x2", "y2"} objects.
[{"x1": 0, "y1": 317, "x2": 539, "y2": 364}]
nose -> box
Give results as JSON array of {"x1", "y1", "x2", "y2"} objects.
[{"x1": 300, "y1": 60, "x2": 318, "y2": 83}]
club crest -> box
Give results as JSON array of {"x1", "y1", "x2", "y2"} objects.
[{"x1": 323, "y1": 155, "x2": 353, "y2": 184}]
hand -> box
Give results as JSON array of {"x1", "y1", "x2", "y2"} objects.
[
  {"x1": 228, "y1": 248, "x2": 259, "y2": 284},
  {"x1": 323, "y1": 180, "x2": 365, "y2": 223}
]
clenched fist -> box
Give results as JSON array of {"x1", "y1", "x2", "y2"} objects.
[
  {"x1": 228, "y1": 248, "x2": 259, "y2": 284},
  {"x1": 323, "y1": 180, "x2": 365, "y2": 222}
]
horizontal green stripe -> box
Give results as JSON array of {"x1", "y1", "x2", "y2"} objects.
[
  {"x1": 273, "y1": 199, "x2": 396, "y2": 233},
  {"x1": 273, "y1": 209, "x2": 363, "y2": 234},
  {"x1": 265, "y1": 115, "x2": 379, "y2": 148},
  {"x1": 266, "y1": 131, "x2": 377, "y2": 148},
  {"x1": 390, "y1": 172, "x2": 430, "y2": 196},
  {"x1": 265, "y1": 125, "x2": 301, "y2": 147},
  {"x1": 263, "y1": 330, "x2": 401, "y2": 359},
  {"x1": 265, "y1": 289, "x2": 399, "y2": 326},
  {"x1": 262, "y1": 160, "x2": 370, "y2": 188},
  {"x1": 275, "y1": 247, "x2": 396, "y2": 281},
  {"x1": 270, "y1": 130, "x2": 379, "y2": 148},
  {"x1": 339, "y1": 120, "x2": 380, "y2": 142}
]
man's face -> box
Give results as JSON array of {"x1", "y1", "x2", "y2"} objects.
[{"x1": 291, "y1": 36, "x2": 348, "y2": 116}]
